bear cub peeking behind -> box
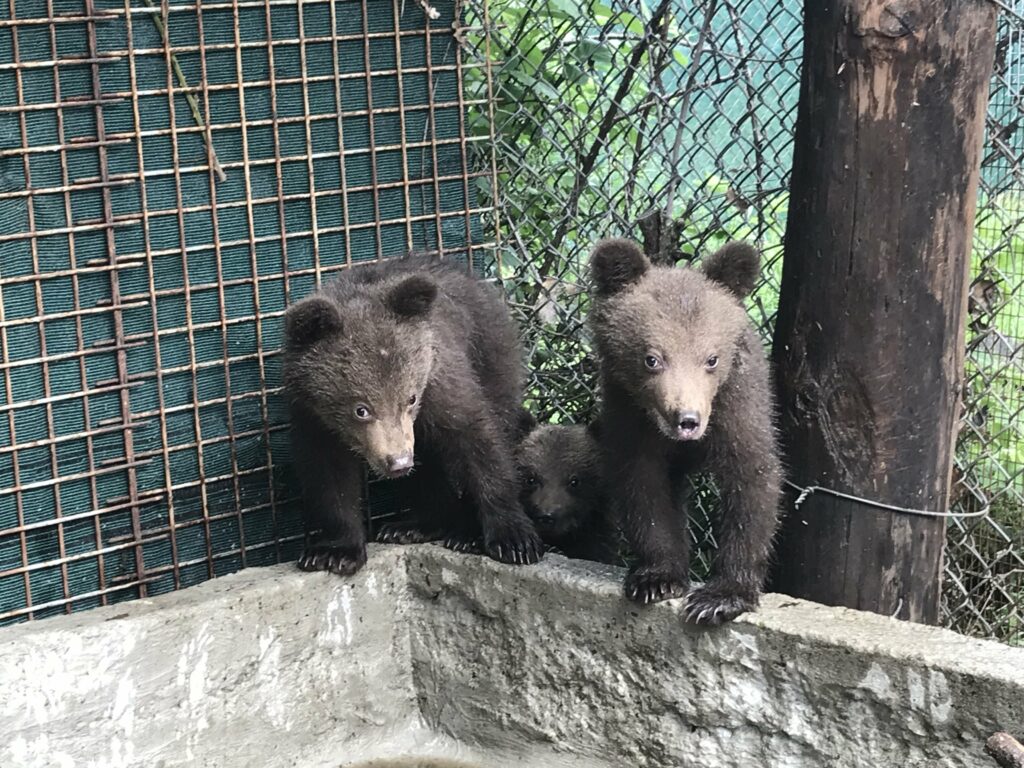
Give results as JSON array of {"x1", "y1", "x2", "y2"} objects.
[
  {"x1": 516, "y1": 414, "x2": 619, "y2": 565},
  {"x1": 589, "y1": 238, "x2": 782, "y2": 625},
  {"x1": 283, "y1": 256, "x2": 543, "y2": 576}
]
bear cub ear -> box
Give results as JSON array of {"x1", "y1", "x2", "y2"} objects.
[
  {"x1": 285, "y1": 296, "x2": 342, "y2": 348},
  {"x1": 590, "y1": 238, "x2": 650, "y2": 296},
  {"x1": 387, "y1": 275, "x2": 438, "y2": 320},
  {"x1": 701, "y1": 241, "x2": 760, "y2": 298},
  {"x1": 515, "y1": 408, "x2": 538, "y2": 439}
]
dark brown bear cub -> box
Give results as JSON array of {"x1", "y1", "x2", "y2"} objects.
[
  {"x1": 516, "y1": 416, "x2": 618, "y2": 564},
  {"x1": 589, "y1": 238, "x2": 781, "y2": 625},
  {"x1": 283, "y1": 256, "x2": 542, "y2": 575}
]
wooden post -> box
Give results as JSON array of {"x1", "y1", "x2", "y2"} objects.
[{"x1": 769, "y1": 0, "x2": 997, "y2": 623}]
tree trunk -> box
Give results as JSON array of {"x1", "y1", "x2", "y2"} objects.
[{"x1": 769, "y1": 0, "x2": 997, "y2": 623}]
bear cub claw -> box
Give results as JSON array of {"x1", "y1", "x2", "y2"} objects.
[
  {"x1": 442, "y1": 533, "x2": 485, "y2": 554},
  {"x1": 298, "y1": 541, "x2": 367, "y2": 576},
  {"x1": 685, "y1": 581, "x2": 757, "y2": 626},
  {"x1": 375, "y1": 523, "x2": 442, "y2": 545},
  {"x1": 484, "y1": 524, "x2": 544, "y2": 565},
  {"x1": 624, "y1": 567, "x2": 689, "y2": 605}
]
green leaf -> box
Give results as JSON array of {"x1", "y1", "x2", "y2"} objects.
[
  {"x1": 510, "y1": 69, "x2": 561, "y2": 102},
  {"x1": 545, "y1": 0, "x2": 581, "y2": 19},
  {"x1": 616, "y1": 9, "x2": 647, "y2": 37}
]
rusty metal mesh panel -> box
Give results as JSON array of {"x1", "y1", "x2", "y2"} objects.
[
  {"x1": 0, "y1": 0, "x2": 494, "y2": 623},
  {"x1": 480, "y1": 0, "x2": 1024, "y2": 643},
  {"x1": 944, "y1": 3, "x2": 1024, "y2": 646}
]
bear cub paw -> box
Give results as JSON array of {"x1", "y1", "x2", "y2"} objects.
[
  {"x1": 376, "y1": 523, "x2": 442, "y2": 545},
  {"x1": 484, "y1": 522, "x2": 543, "y2": 565},
  {"x1": 297, "y1": 541, "x2": 367, "y2": 576},
  {"x1": 685, "y1": 581, "x2": 757, "y2": 626},
  {"x1": 624, "y1": 567, "x2": 689, "y2": 605}
]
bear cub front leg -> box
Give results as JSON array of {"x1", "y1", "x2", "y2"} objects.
[
  {"x1": 290, "y1": 407, "x2": 368, "y2": 576},
  {"x1": 612, "y1": 434, "x2": 692, "y2": 603}
]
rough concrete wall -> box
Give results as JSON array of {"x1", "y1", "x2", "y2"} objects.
[
  {"x1": 406, "y1": 548, "x2": 1024, "y2": 768},
  {"x1": 1, "y1": 544, "x2": 1022, "y2": 768},
  {"x1": 0, "y1": 548, "x2": 419, "y2": 768}
]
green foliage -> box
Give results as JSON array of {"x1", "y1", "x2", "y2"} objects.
[{"x1": 467, "y1": 0, "x2": 794, "y2": 421}]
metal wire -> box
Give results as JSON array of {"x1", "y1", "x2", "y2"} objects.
[{"x1": 784, "y1": 480, "x2": 991, "y2": 520}]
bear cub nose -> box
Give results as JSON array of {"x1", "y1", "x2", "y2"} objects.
[
  {"x1": 385, "y1": 453, "x2": 414, "y2": 477},
  {"x1": 676, "y1": 410, "x2": 701, "y2": 431}
]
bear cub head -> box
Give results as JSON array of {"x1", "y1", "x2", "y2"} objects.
[
  {"x1": 283, "y1": 273, "x2": 438, "y2": 479},
  {"x1": 516, "y1": 417, "x2": 603, "y2": 542},
  {"x1": 590, "y1": 238, "x2": 759, "y2": 442}
]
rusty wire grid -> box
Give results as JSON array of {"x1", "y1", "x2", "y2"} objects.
[
  {"x1": 0, "y1": 0, "x2": 496, "y2": 623},
  {"x1": 481, "y1": 0, "x2": 1024, "y2": 644}
]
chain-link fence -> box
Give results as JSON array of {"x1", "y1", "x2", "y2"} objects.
[
  {"x1": 945, "y1": 4, "x2": 1024, "y2": 647},
  {"x1": 476, "y1": 0, "x2": 1024, "y2": 644}
]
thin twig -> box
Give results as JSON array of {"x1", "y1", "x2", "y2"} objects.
[
  {"x1": 142, "y1": 0, "x2": 227, "y2": 182},
  {"x1": 622, "y1": 5, "x2": 674, "y2": 214},
  {"x1": 724, "y1": 1, "x2": 765, "y2": 239},
  {"x1": 664, "y1": 0, "x2": 718, "y2": 221},
  {"x1": 532, "y1": 0, "x2": 674, "y2": 283}
]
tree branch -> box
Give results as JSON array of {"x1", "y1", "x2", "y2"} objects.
[{"x1": 532, "y1": 0, "x2": 673, "y2": 282}]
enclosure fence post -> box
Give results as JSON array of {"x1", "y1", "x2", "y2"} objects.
[{"x1": 768, "y1": 0, "x2": 998, "y2": 623}]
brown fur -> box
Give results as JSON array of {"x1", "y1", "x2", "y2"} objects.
[
  {"x1": 284, "y1": 255, "x2": 542, "y2": 575},
  {"x1": 516, "y1": 420, "x2": 618, "y2": 564},
  {"x1": 589, "y1": 238, "x2": 781, "y2": 625}
]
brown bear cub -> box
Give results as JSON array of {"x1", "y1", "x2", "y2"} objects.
[
  {"x1": 589, "y1": 238, "x2": 781, "y2": 625},
  {"x1": 283, "y1": 255, "x2": 543, "y2": 575},
  {"x1": 516, "y1": 414, "x2": 618, "y2": 564}
]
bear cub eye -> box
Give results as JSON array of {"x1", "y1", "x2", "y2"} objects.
[
  {"x1": 644, "y1": 354, "x2": 662, "y2": 371},
  {"x1": 354, "y1": 404, "x2": 372, "y2": 421},
  {"x1": 705, "y1": 355, "x2": 719, "y2": 370},
  {"x1": 569, "y1": 475, "x2": 579, "y2": 488},
  {"x1": 524, "y1": 473, "x2": 538, "y2": 487},
  {"x1": 408, "y1": 394, "x2": 418, "y2": 407}
]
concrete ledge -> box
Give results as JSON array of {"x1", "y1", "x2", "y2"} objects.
[{"x1": 2, "y1": 545, "x2": 1022, "y2": 767}]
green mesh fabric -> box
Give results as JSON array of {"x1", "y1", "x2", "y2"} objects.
[{"x1": 0, "y1": 0, "x2": 485, "y2": 623}]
